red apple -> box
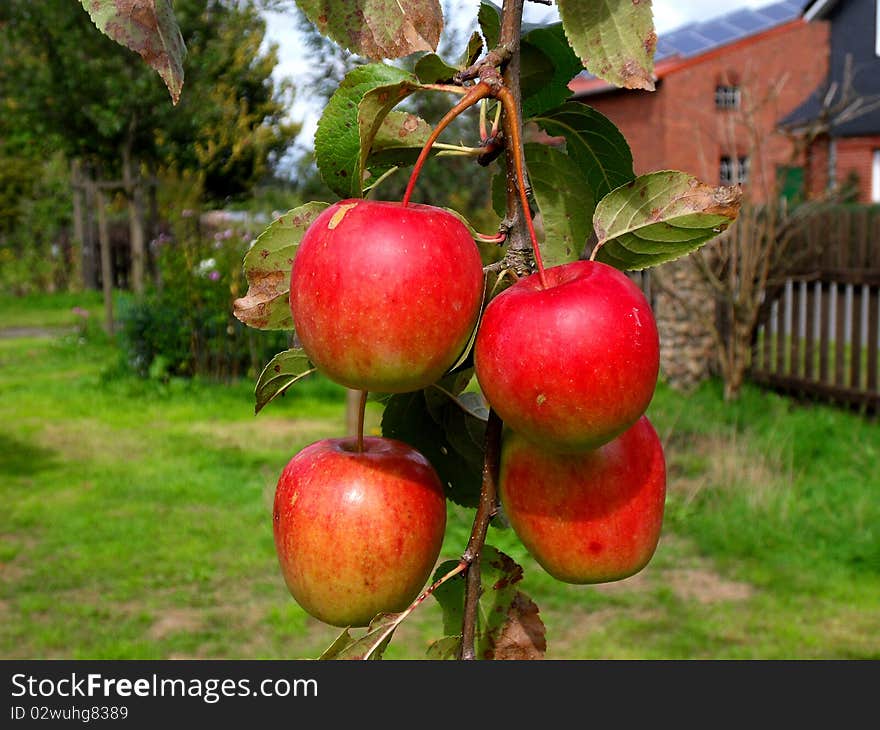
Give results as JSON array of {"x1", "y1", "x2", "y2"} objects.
[
  {"x1": 498, "y1": 415, "x2": 666, "y2": 584},
  {"x1": 290, "y1": 199, "x2": 484, "y2": 393},
  {"x1": 273, "y1": 436, "x2": 447, "y2": 627},
  {"x1": 474, "y1": 260, "x2": 659, "y2": 452}
]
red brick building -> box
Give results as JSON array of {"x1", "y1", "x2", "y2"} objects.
[
  {"x1": 568, "y1": 1, "x2": 830, "y2": 202},
  {"x1": 782, "y1": 0, "x2": 880, "y2": 203}
]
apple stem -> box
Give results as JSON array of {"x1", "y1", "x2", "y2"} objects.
[
  {"x1": 491, "y1": 98, "x2": 503, "y2": 137},
  {"x1": 356, "y1": 390, "x2": 367, "y2": 453},
  {"x1": 402, "y1": 82, "x2": 493, "y2": 208},
  {"x1": 473, "y1": 230, "x2": 507, "y2": 245},
  {"x1": 421, "y1": 83, "x2": 469, "y2": 96},
  {"x1": 496, "y1": 85, "x2": 547, "y2": 288}
]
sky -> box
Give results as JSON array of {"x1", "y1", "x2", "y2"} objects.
[{"x1": 262, "y1": 1, "x2": 790, "y2": 159}]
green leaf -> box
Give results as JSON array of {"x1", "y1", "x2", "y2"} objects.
[
  {"x1": 414, "y1": 53, "x2": 459, "y2": 83},
  {"x1": 381, "y1": 372, "x2": 486, "y2": 508},
  {"x1": 477, "y1": 5, "x2": 582, "y2": 117},
  {"x1": 254, "y1": 349, "x2": 316, "y2": 415},
  {"x1": 295, "y1": 0, "x2": 443, "y2": 61},
  {"x1": 315, "y1": 63, "x2": 418, "y2": 199},
  {"x1": 459, "y1": 31, "x2": 484, "y2": 69},
  {"x1": 233, "y1": 202, "x2": 329, "y2": 330},
  {"x1": 430, "y1": 559, "x2": 467, "y2": 638},
  {"x1": 425, "y1": 635, "x2": 461, "y2": 660},
  {"x1": 593, "y1": 171, "x2": 743, "y2": 271},
  {"x1": 79, "y1": 0, "x2": 186, "y2": 104},
  {"x1": 365, "y1": 111, "x2": 433, "y2": 173},
  {"x1": 520, "y1": 24, "x2": 584, "y2": 118},
  {"x1": 557, "y1": 0, "x2": 657, "y2": 91},
  {"x1": 318, "y1": 629, "x2": 356, "y2": 660},
  {"x1": 525, "y1": 143, "x2": 594, "y2": 266},
  {"x1": 317, "y1": 612, "x2": 401, "y2": 660},
  {"x1": 429, "y1": 546, "x2": 546, "y2": 660},
  {"x1": 530, "y1": 102, "x2": 635, "y2": 201},
  {"x1": 478, "y1": 2, "x2": 501, "y2": 49},
  {"x1": 357, "y1": 77, "x2": 426, "y2": 190}
]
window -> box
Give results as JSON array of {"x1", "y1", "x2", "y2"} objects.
[
  {"x1": 720, "y1": 155, "x2": 750, "y2": 185},
  {"x1": 872, "y1": 150, "x2": 880, "y2": 202},
  {"x1": 715, "y1": 84, "x2": 741, "y2": 110}
]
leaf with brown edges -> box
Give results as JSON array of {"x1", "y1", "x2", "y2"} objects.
[
  {"x1": 593, "y1": 171, "x2": 742, "y2": 270},
  {"x1": 428, "y1": 546, "x2": 546, "y2": 660},
  {"x1": 319, "y1": 612, "x2": 402, "y2": 660},
  {"x1": 296, "y1": 0, "x2": 443, "y2": 61},
  {"x1": 254, "y1": 349, "x2": 315, "y2": 415},
  {"x1": 557, "y1": 0, "x2": 656, "y2": 91},
  {"x1": 232, "y1": 202, "x2": 329, "y2": 330},
  {"x1": 486, "y1": 592, "x2": 546, "y2": 660},
  {"x1": 79, "y1": 0, "x2": 186, "y2": 104}
]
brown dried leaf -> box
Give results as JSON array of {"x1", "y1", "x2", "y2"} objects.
[
  {"x1": 232, "y1": 270, "x2": 289, "y2": 331},
  {"x1": 485, "y1": 591, "x2": 547, "y2": 660}
]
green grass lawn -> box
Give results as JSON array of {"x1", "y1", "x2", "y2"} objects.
[
  {"x1": 0, "y1": 290, "x2": 108, "y2": 330},
  {"x1": 1, "y1": 293, "x2": 878, "y2": 659}
]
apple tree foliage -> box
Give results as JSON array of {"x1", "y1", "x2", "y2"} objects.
[{"x1": 84, "y1": 0, "x2": 742, "y2": 660}]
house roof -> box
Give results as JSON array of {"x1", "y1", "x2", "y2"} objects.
[
  {"x1": 803, "y1": 0, "x2": 843, "y2": 19},
  {"x1": 570, "y1": 0, "x2": 810, "y2": 96},
  {"x1": 781, "y1": 0, "x2": 880, "y2": 137}
]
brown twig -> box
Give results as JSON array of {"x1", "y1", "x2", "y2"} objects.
[{"x1": 458, "y1": 409, "x2": 503, "y2": 660}]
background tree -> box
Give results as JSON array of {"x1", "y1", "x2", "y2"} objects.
[{"x1": 0, "y1": 0, "x2": 299, "y2": 300}]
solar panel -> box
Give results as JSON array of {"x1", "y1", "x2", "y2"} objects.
[
  {"x1": 665, "y1": 31, "x2": 716, "y2": 56},
  {"x1": 653, "y1": 39, "x2": 679, "y2": 61},
  {"x1": 695, "y1": 22, "x2": 742, "y2": 45},
  {"x1": 758, "y1": 2, "x2": 805, "y2": 22},
  {"x1": 724, "y1": 9, "x2": 776, "y2": 33}
]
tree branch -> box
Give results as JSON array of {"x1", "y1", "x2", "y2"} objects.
[
  {"x1": 459, "y1": 409, "x2": 503, "y2": 660},
  {"x1": 457, "y1": 0, "x2": 526, "y2": 662}
]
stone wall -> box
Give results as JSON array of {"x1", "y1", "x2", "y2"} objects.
[{"x1": 644, "y1": 257, "x2": 718, "y2": 392}]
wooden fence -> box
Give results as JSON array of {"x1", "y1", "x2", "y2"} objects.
[{"x1": 749, "y1": 207, "x2": 880, "y2": 412}]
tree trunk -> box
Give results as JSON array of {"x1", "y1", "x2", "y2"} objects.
[
  {"x1": 123, "y1": 144, "x2": 146, "y2": 297},
  {"x1": 147, "y1": 162, "x2": 160, "y2": 288},
  {"x1": 75, "y1": 162, "x2": 99, "y2": 290},
  {"x1": 721, "y1": 321, "x2": 753, "y2": 401},
  {"x1": 94, "y1": 182, "x2": 115, "y2": 336}
]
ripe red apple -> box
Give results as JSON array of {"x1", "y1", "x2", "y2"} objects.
[
  {"x1": 474, "y1": 260, "x2": 659, "y2": 452},
  {"x1": 290, "y1": 199, "x2": 484, "y2": 393},
  {"x1": 273, "y1": 436, "x2": 447, "y2": 627},
  {"x1": 498, "y1": 415, "x2": 666, "y2": 584}
]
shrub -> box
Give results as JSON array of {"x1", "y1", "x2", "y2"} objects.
[
  {"x1": 0, "y1": 153, "x2": 77, "y2": 296},
  {"x1": 117, "y1": 213, "x2": 289, "y2": 380}
]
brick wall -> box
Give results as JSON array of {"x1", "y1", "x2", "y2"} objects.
[
  {"x1": 805, "y1": 133, "x2": 831, "y2": 198},
  {"x1": 581, "y1": 19, "x2": 830, "y2": 201},
  {"x1": 835, "y1": 136, "x2": 880, "y2": 202}
]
